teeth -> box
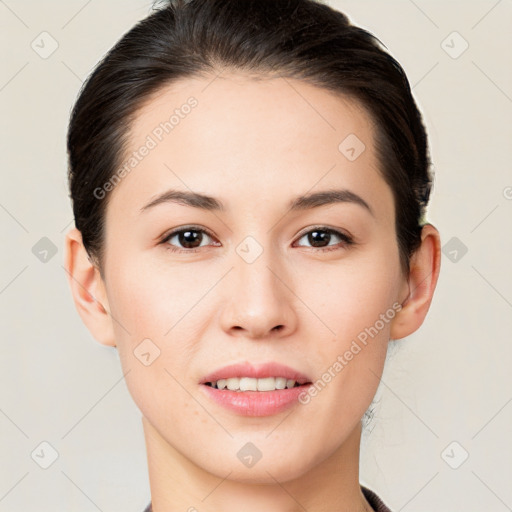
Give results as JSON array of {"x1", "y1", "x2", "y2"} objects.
[{"x1": 210, "y1": 377, "x2": 299, "y2": 391}]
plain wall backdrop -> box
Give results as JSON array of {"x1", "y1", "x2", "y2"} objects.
[{"x1": 1, "y1": 1, "x2": 511, "y2": 511}]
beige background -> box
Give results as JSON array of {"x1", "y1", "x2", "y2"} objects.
[{"x1": 1, "y1": 1, "x2": 511, "y2": 510}]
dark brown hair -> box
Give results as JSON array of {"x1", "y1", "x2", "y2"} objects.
[{"x1": 67, "y1": 0, "x2": 432, "y2": 277}]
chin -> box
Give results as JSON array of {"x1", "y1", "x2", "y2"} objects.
[{"x1": 200, "y1": 451, "x2": 313, "y2": 485}]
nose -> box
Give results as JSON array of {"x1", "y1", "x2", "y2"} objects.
[{"x1": 219, "y1": 247, "x2": 298, "y2": 340}]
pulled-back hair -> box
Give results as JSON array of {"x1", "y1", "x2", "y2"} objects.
[{"x1": 67, "y1": 0, "x2": 432, "y2": 276}]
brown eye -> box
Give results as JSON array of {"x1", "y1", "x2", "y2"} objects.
[
  {"x1": 295, "y1": 227, "x2": 354, "y2": 251},
  {"x1": 161, "y1": 226, "x2": 218, "y2": 253}
]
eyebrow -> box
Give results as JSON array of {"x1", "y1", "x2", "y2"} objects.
[{"x1": 140, "y1": 188, "x2": 374, "y2": 217}]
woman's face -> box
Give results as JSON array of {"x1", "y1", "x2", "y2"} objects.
[{"x1": 100, "y1": 73, "x2": 408, "y2": 482}]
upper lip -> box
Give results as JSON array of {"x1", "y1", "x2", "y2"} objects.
[{"x1": 200, "y1": 362, "x2": 312, "y2": 385}]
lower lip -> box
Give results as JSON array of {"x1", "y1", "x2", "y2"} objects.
[{"x1": 200, "y1": 384, "x2": 312, "y2": 417}]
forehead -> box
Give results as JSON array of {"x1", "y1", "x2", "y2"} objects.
[{"x1": 107, "y1": 73, "x2": 392, "y2": 220}]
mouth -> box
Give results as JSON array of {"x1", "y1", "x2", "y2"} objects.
[
  {"x1": 199, "y1": 361, "x2": 313, "y2": 415},
  {"x1": 199, "y1": 365, "x2": 314, "y2": 417}
]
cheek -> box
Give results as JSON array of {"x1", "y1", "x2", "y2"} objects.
[
  {"x1": 106, "y1": 248, "x2": 215, "y2": 339},
  {"x1": 104, "y1": 259, "x2": 203, "y2": 428},
  {"x1": 103, "y1": 249, "x2": 223, "y2": 399},
  {"x1": 304, "y1": 246, "x2": 401, "y2": 344},
  {"x1": 295, "y1": 246, "x2": 401, "y2": 417}
]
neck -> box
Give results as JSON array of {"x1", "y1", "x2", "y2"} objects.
[{"x1": 143, "y1": 417, "x2": 373, "y2": 512}]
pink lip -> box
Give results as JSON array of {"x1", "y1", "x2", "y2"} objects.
[
  {"x1": 199, "y1": 362, "x2": 313, "y2": 417},
  {"x1": 200, "y1": 385, "x2": 312, "y2": 417},
  {"x1": 200, "y1": 361, "x2": 311, "y2": 385}
]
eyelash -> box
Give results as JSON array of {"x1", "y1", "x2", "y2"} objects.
[{"x1": 160, "y1": 225, "x2": 355, "y2": 254}]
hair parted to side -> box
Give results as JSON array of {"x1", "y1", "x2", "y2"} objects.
[{"x1": 67, "y1": 0, "x2": 433, "y2": 278}]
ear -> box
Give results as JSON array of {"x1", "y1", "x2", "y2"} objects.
[
  {"x1": 64, "y1": 227, "x2": 116, "y2": 347},
  {"x1": 390, "y1": 223, "x2": 441, "y2": 340}
]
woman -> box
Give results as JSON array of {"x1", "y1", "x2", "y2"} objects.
[{"x1": 64, "y1": 0, "x2": 441, "y2": 510}]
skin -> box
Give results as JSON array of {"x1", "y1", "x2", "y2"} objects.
[{"x1": 65, "y1": 72, "x2": 441, "y2": 512}]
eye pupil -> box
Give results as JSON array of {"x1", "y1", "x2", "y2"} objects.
[
  {"x1": 179, "y1": 230, "x2": 202, "y2": 248},
  {"x1": 308, "y1": 230, "x2": 330, "y2": 247}
]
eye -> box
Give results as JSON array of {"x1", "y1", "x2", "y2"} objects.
[
  {"x1": 160, "y1": 225, "x2": 354, "y2": 254},
  {"x1": 294, "y1": 226, "x2": 354, "y2": 252},
  {"x1": 160, "y1": 226, "x2": 219, "y2": 253}
]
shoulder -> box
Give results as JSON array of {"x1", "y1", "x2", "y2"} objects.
[{"x1": 361, "y1": 485, "x2": 393, "y2": 512}]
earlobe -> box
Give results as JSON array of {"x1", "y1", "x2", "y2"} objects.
[
  {"x1": 64, "y1": 227, "x2": 116, "y2": 347},
  {"x1": 390, "y1": 223, "x2": 441, "y2": 340}
]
